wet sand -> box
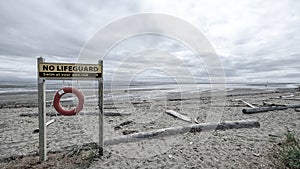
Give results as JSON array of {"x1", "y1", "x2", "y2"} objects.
[{"x1": 0, "y1": 88, "x2": 300, "y2": 168}]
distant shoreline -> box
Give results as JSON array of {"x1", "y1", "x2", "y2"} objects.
[{"x1": 0, "y1": 86, "x2": 297, "y2": 109}]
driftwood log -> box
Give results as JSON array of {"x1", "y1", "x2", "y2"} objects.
[
  {"x1": 270, "y1": 94, "x2": 295, "y2": 99},
  {"x1": 165, "y1": 110, "x2": 192, "y2": 122},
  {"x1": 283, "y1": 98, "x2": 300, "y2": 101},
  {"x1": 262, "y1": 102, "x2": 286, "y2": 107},
  {"x1": 243, "y1": 104, "x2": 300, "y2": 114},
  {"x1": 20, "y1": 112, "x2": 59, "y2": 117},
  {"x1": 231, "y1": 99, "x2": 258, "y2": 108},
  {"x1": 104, "y1": 119, "x2": 259, "y2": 146},
  {"x1": 20, "y1": 111, "x2": 131, "y2": 117}
]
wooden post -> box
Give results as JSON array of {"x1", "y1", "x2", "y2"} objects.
[
  {"x1": 37, "y1": 57, "x2": 47, "y2": 161},
  {"x1": 98, "y1": 60, "x2": 104, "y2": 156},
  {"x1": 243, "y1": 104, "x2": 300, "y2": 114},
  {"x1": 36, "y1": 58, "x2": 103, "y2": 159}
]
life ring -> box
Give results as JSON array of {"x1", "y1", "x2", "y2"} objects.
[{"x1": 53, "y1": 87, "x2": 84, "y2": 116}]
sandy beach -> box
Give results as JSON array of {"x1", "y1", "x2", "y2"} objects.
[{"x1": 0, "y1": 87, "x2": 300, "y2": 168}]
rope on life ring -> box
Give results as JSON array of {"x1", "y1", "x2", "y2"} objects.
[{"x1": 53, "y1": 87, "x2": 84, "y2": 116}]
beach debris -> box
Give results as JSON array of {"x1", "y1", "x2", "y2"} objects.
[
  {"x1": 165, "y1": 110, "x2": 192, "y2": 122},
  {"x1": 294, "y1": 108, "x2": 300, "y2": 112},
  {"x1": 243, "y1": 106, "x2": 287, "y2": 114},
  {"x1": 270, "y1": 94, "x2": 294, "y2": 99},
  {"x1": 280, "y1": 94, "x2": 294, "y2": 98},
  {"x1": 114, "y1": 120, "x2": 133, "y2": 130},
  {"x1": 233, "y1": 99, "x2": 258, "y2": 108},
  {"x1": 103, "y1": 112, "x2": 131, "y2": 116},
  {"x1": 33, "y1": 119, "x2": 55, "y2": 133},
  {"x1": 114, "y1": 126, "x2": 122, "y2": 130},
  {"x1": 20, "y1": 112, "x2": 59, "y2": 117},
  {"x1": 20, "y1": 111, "x2": 131, "y2": 117},
  {"x1": 131, "y1": 100, "x2": 149, "y2": 105},
  {"x1": 268, "y1": 134, "x2": 280, "y2": 138},
  {"x1": 241, "y1": 100, "x2": 257, "y2": 108},
  {"x1": 243, "y1": 104, "x2": 300, "y2": 114},
  {"x1": 166, "y1": 92, "x2": 185, "y2": 101},
  {"x1": 194, "y1": 117, "x2": 199, "y2": 124},
  {"x1": 282, "y1": 98, "x2": 300, "y2": 101},
  {"x1": 119, "y1": 120, "x2": 133, "y2": 126},
  {"x1": 167, "y1": 98, "x2": 186, "y2": 101},
  {"x1": 122, "y1": 129, "x2": 138, "y2": 135},
  {"x1": 104, "y1": 106, "x2": 127, "y2": 109},
  {"x1": 104, "y1": 119, "x2": 260, "y2": 146},
  {"x1": 253, "y1": 153, "x2": 260, "y2": 157},
  {"x1": 262, "y1": 102, "x2": 286, "y2": 107},
  {"x1": 194, "y1": 116, "x2": 205, "y2": 124}
]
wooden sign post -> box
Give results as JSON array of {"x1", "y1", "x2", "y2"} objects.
[
  {"x1": 37, "y1": 57, "x2": 46, "y2": 161},
  {"x1": 98, "y1": 60, "x2": 104, "y2": 156},
  {"x1": 37, "y1": 57, "x2": 103, "y2": 161}
]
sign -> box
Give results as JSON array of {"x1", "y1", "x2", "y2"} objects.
[
  {"x1": 38, "y1": 63, "x2": 102, "y2": 79},
  {"x1": 37, "y1": 57, "x2": 104, "y2": 162}
]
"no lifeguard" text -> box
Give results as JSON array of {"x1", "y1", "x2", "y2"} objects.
[{"x1": 38, "y1": 63, "x2": 102, "y2": 79}]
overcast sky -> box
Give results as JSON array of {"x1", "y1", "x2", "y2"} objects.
[{"x1": 0, "y1": 0, "x2": 299, "y2": 83}]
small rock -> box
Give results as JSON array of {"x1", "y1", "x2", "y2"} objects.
[
  {"x1": 119, "y1": 120, "x2": 133, "y2": 126},
  {"x1": 168, "y1": 155, "x2": 172, "y2": 158},
  {"x1": 114, "y1": 126, "x2": 122, "y2": 130}
]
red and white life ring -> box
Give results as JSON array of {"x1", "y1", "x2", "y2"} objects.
[{"x1": 53, "y1": 87, "x2": 84, "y2": 116}]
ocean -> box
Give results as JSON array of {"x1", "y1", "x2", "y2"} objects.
[{"x1": 0, "y1": 80, "x2": 298, "y2": 95}]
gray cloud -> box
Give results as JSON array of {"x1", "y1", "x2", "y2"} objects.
[
  {"x1": 0, "y1": 0, "x2": 144, "y2": 80},
  {"x1": 0, "y1": 0, "x2": 299, "y2": 83}
]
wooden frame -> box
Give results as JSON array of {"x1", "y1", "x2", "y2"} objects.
[{"x1": 37, "y1": 57, "x2": 103, "y2": 161}]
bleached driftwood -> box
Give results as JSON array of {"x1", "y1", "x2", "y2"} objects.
[
  {"x1": 243, "y1": 106, "x2": 287, "y2": 114},
  {"x1": 270, "y1": 94, "x2": 295, "y2": 99},
  {"x1": 240, "y1": 100, "x2": 257, "y2": 108},
  {"x1": 103, "y1": 112, "x2": 131, "y2": 116},
  {"x1": 104, "y1": 106, "x2": 127, "y2": 109},
  {"x1": 165, "y1": 110, "x2": 192, "y2": 122},
  {"x1": 233, "y1": 99, "x2": 257, "y2": 108},
  {"x1": 20, "y1": 112, "x2": 59, "y2": 117},
  {"x1": 104, "y1": 119, "x2": 260, "y2": 145},
  {"x1": 194, "y1": 117, "x2": 200, "y2": 124},
  {"x1": 20, "y1": 111, "x2": 131, "y2": 117},
  {"x1": 262, "y1": 102, "x2": 286, "y2": 107},
  {"x1": 80, "y1": 111, "x2": 131, "y2": 116},
  {"x1": 33, "y1": 119, "x2": 55, "y2": 133},
  {"x1": 282, "y1": 98, "x2": 300, "y2": 101},
  {"x1": 243, "y1": 104, "x2": 300, "y2": 114},
  {"x1": 280, "y1": 94, "x2": 294, "y2": 98}
]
